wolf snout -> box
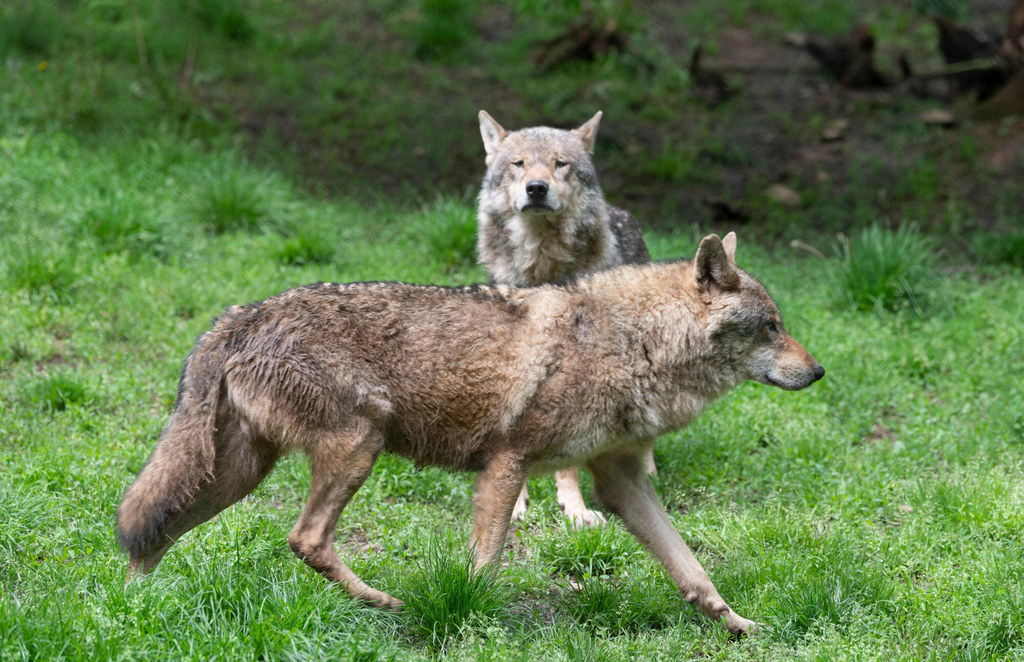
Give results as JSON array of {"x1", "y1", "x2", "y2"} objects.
[
  {"x1": 812, "y1": 363, "x2": 825, "y2": 382},
  {"x1": 526, "y1": 180, "x2": 549, "y2": 199}
]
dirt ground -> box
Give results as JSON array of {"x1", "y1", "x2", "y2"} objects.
[{"x1": 223, "y1": 1, "x2": 1024, "y2": 242}]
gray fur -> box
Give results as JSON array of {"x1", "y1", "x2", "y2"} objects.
[{"x1": 476, "y1": 111, "x2": 649, "y2": 286}]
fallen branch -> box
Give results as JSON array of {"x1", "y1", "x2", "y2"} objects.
[{"x1": 906, "y1": 56, "x2": 1010, "y2": 79}]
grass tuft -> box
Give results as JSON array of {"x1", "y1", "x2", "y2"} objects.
[
  {"x1": 771, "y1": 541, "x2": 895, "y2": 641},
  {"x1": 978, "y1": 588, "x2": 1024, "y2": 657},
  {"x1": 78, "y1": 193, "x2": 176, "y2": 258},
  {"x1": 829, "y1": 223, "x2": 938, "y2": 314},
  {"x1": 402, "y1": 536, "x2": 510, "y2": 652},
  {"x1": 187, "y1": 155, "x2": 283, "y2": 234},
  {"x1": 2, "y1": 239, "x2": 78, "y2": 302},
  {"x1": 271, "y1": 227, "x2": 338, "y2": 267},
  {"x1": 409, "y1": 0, "x2": 476, "y2": 61},
  {"x1": 420, "y1": 197, "x2": 478, "y2": 271},
  {"x1": 0, "y1": 340, "x2": 30, "y2": 366},
  {"x1": 558, "y1": 571, "x2": 680, "y2": 633},
  {"x1": 552, "y1": 627, "x2": 618, "y2": 662},
  {"x1": 972, "y1": 230, "x2": 1024, "y2": 269},
  {"x1": 195, "y1": 0, "x2": 256, "y2": 44},
  {"x1": 536, "y1": 521, "x2": 643, "y2": 579},
  {"x1": 24, "y1": 372, "x2": 94, "y2": 413}
]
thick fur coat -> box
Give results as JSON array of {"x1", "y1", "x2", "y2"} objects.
[{"x1": 117, "y1": 233, "x2": 823, "y2": 636}]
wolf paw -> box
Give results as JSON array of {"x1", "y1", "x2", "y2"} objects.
[
  {"x1": 721, "y1": 611, "x2": 759, "y2": 638},
  {"x1": 565, "y1": 506, "x2": 607, "y2": 528},
  {"x1": 358, "y1": 588, "x2": 405, "y2": 612}
]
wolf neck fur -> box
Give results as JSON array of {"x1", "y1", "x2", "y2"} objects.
[
  {"x1": 531, "y1": 263, "x2": 738, "y2": 441},
  {"x1": 482, "y1": 206, "x2": 617, "y2": 286}
]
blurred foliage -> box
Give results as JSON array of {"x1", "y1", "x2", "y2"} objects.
[{"x1": 910, "y1": 0, "x2": 972, "y2": 20}]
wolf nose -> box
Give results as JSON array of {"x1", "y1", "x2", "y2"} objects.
[
  {"x1": 526, "y1": 180, "x2": 549, "y2": 199},
  {"x1": 812, "y1": 363, "x2": 825, "y2": 382}
]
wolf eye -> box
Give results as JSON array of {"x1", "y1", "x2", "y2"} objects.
[
  {"x1": 555, "y1": 160, "x2": 568, "y2": 168},
  {"x1": 766, "y1": 321, "x2": 780, "y2": 335},
  {"x1": 512, "y1": 160, "x2": 524, "y2": 167}
]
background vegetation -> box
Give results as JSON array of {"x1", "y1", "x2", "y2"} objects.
[{"x1": 1, "y1": 0, "x2": 1022, "y2": 659}]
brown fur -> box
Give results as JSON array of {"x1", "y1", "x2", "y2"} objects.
[{"x1": 117, "y1": 233, "x2": 823, "y2": 636}]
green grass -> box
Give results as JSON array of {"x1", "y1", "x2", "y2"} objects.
[
  {"x1": 22, "y1": 371, "x2": 96, "y2": 414},
  {"x1": 187, "y1": 153, "x2": 288, "y2": 234},
  {"x1": 535, "y1": 520, "x2": 644, "y2": 579},
  {"x1": 420, "y1": 196, "x2": 479, "y2": 272},
  {"x1": 3, "y1": 121, "x2": 1023, "y2": 660},
  {"x1": 558, "y1": 569, "x2": 684, "y2": 634},
  {"x1": 972, "y1": 230, "x2": 1024, "y2": 269},
  {"x1": 2, "y1": 1, "x2": 1024, "y2": 659},
  {"x1": 402, "y1": 535, "x2": 511, "y2": 652},
  {"x1": 829, "y1": 223, "x2": 940, "y2": 314}
]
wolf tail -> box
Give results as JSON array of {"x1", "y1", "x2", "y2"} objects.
[{"x1": 116, "y1": 334, "x2": 226, "y2": 565}]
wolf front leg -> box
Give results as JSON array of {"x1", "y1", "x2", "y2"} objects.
[
  {"x1": 469, "y1": 451, "x2": 528, "y2": 568},
  {"x1": 587, "y1": 451, "x2": 757, "y2": 636}
]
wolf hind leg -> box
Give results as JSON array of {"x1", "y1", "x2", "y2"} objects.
[
  {"x1": 510, "y1": 483, "x2": 529, "y2": 521},
  {"x1": 125, "y1": 419, "x2": 280, "y2": 576},
  {"x1": 643, "y1": 448, "x2": 658, "y2": 476},
  {"x1": 555, "y1": 468, "x2": 607, "y2": 528},
  {"x1": 587, "y1": 451, "x2": 756, "y2": 637},
  {"x1": 287, "y1": 419, "x2": 397, "y2": 609}
]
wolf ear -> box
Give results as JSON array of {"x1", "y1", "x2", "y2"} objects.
[
  {"x1": 722, "y1": 231, "x2": 737, "y2": 263},
  {"x1": 573, "y1": 111, "x2": 603, "y2": 153},
  {"x1": 479, "y1": 110, "x2": 507, "y2": 166},
  {"x1": 694, "y1": 234, "x2": 740, "y2": 290}
]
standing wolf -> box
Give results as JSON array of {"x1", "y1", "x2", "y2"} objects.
[
  {"x1": 117, "y1": 233, "x2": 824, "y2": 636},
  {"x1": 476, "y1": 110, "x2": 651, "y2": 526}
]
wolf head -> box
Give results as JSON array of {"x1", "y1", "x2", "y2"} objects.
[
  {"x1": 478, "y1": 110, "x2": 604, "y2": 218},
  {"x1": 694, "y1": 232, "x2": 824, "y2": 391}
]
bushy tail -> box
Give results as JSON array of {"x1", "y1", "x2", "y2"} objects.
[{"x1": 116, "y1": 339, "x2": 225, "y2": 561}]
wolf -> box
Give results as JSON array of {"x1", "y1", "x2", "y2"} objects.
[
  {"x1": 476, "y1": 110, "x2": 652, "y2": 527},
  {"x1": 117, "y1": 233, "x2": 824, "y2": 636}
]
